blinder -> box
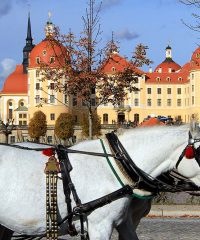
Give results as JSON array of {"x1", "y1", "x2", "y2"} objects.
[{"x1": 176, "y1": 131, "x2": 200, "y2": 169}]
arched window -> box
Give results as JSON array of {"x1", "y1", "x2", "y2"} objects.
[
  {"x1": 36, "y1": 57, "x2": 40, "y2": 64},
  {"x1": 103, "y1": 113, "x2": 108, "y2": 124},
  {"x1": 7, "y1": 100, "x2": 13, "y2": 119}
]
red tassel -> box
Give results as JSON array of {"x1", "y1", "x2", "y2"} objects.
[
  {"x1": 42, "y1": 148, "x2": 54, "y2": 157},
  {"x1": 185, "y1": 146, "x2": 195, "y2": 159}
]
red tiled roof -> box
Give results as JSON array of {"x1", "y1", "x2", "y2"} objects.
[
  {"x1": 29, "y1": 38, "x2": 68, "y2": 68},
  {"x1": 140, "y1": 117, "x2": 165, "y2": 127},
  {"x1": 101, "y1": 53, "x2": 144, "y2": 75},
  {"x1": 154, "y1": 58, "x2": 181, "y2": 73},
  {"x1": 1, "y1": 65, "x2": 27, "y2": 94},
  {"x1": 190, "y1": 47, "x2": 200, "y2": 70},
  {"x1": 179, "y1": 62, "x2": 191, "y2": 73},
  {"x1": 146, "y1": 71, "x2": 189, "y2": 84}
]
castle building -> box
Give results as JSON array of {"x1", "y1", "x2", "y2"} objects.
[{"x1": 1, "y1": 14, "x2": 200, "y2": 143}]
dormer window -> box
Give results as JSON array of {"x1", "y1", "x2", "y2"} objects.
[
  {"x1": 43, "y1": 50, "x2": 47, "y2": 56},
  {"x1": 36, "y1": 57, "x2": 40, "y2": 64},
  {"x1": 112, "y1": 67, "x2": 116, "y2": 72},
  {"x1": 158, "y1": 68, "x2": 162, "y2": 73},
  {"x1": 178, "y1": 77, "x2": 182, "y2": 82},
  {"x1": 156, "y1": 77, "x2": 160, "y2": 82},
  {"x1": 168, "y1": 68, "x2": 172, "y2": 73},
  {"x1": 166, "y1": 77, "x2": 171, "y2": 82},
  {"x1": 196, "y1": 53, "x2": 200, "y2": 58},
  {"x1": 50, "y1": 57, "x2": 55, "y2": 64}
]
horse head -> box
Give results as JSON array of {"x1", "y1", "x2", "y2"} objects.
[{"x1": 176, "y1": 130, "x2": 200, "y2": 186}]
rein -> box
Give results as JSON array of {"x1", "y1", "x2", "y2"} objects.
[
  {"x1": 105, "y1": 132, "x2": 200, "y2": 194},
  {"x1": 7, "y1": 132, "x2": 200, "y2": 240}
]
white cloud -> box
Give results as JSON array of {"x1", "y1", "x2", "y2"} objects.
[
  {"x1": 101, "y1": 0, "x2": 122, "y2": 10},
  {"x1": 115, "y1": 29, "x2": 139, "y2": 40},
  {"x1": 0, "y1": 0, "x2": 30, "y2": 18},
  {"x1": 0, "y1": 58, "x2": 16, "y2": 84},
  {"x1": 0, "y1": 0, "x2": 12, "y2": 17}
]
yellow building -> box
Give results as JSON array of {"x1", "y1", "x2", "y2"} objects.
[
  {"x1": 98, "y1": 45, "x2": 200, "y2": 125},
  {"x1": 1, "y1": 15, "x2": 200, "y2": 143}
]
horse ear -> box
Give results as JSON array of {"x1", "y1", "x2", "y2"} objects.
[
  {"x1": 189, "y1": 131, "x2": 192, "y2": 140},
  {"x1": 188, "y1": 131, "x2": 195, "y2": 145}
]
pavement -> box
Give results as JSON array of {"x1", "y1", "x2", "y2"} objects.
[{"x1": 148, "y1": 204, "x2": 200, "y2": 217}]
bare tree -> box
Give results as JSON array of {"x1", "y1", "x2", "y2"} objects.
[
  {"x1": 0, "y1": 119, "x2": 16, "y2": 144},
  {"x1": 180, "y1": 0, "x2": 200, "y2": 31},
  {"x1": 40, "y1": 0, "x2": 152, "y2": 139}
]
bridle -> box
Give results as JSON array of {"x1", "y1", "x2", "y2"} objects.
[{"x1": 175, "y1": 131, "x2": 200, "y2": 169}]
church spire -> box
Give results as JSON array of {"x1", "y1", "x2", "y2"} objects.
[
  {"x1": 22, "y1": 13, "x2": 35, "y2": 74},
  {"x1": 26, "y1": 12, "x2": 33, "y2": 42}
]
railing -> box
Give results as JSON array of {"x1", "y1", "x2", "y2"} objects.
[{"x1": 113, "y1": 105, "x2": 131, "y2": 112}]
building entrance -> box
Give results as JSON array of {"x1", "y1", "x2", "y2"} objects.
[{"x1": 118, "y1": 112, "x2": 125, "y2": 124}]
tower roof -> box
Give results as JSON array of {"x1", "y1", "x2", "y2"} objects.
[
  {"x1": 1, "y1": 65, "x2": 27, "y2": 94},
  {"x1": 26, "y1": 12, "x2": 33, "y2": 41}
]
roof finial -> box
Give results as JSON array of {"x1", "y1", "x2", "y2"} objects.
[
  {"x1": 109, "y1": 31, "x2": 118, "y2": 54},
  {"x1": 45, "y1": 11, "x2": 54, "y2": 37},
  {"x1": 48, "y1": 11, "x2": 52, "y2": 22}
]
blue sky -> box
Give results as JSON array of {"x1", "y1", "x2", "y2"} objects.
[{"x1": 0, "y1": 0, "x2": 199, "y2": 88}]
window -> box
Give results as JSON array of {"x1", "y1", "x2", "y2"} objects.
[
  {"x1": 50, "y1": 113, "x2": 55, "y2": 121},
  {"x1": 147, "y1": 88, "x2": 151, "y2": 94},
  {"x1": 91, "y1": 98, "x2": 96, "y2": 106},
  {"x1": 50, "y1": 83, "x2": 54, "y2": 90},
  {"x1": 191, "y1": 73, "x2": 194, "y2": 80},
  {"x1": 19, "y1": 121, "x2": 22, "y2": 126},
  {"x1": 50, "y1": 95, "x2": 55, "y2": 103},
  {"x1": 192, "y1": 85, "x2": 194, "y2": 92},
  {"x1": 156, "y1": 77, "x2": 160, "y2": 81},
  {"x1": 178, "y1": 77, "x2": 182, "y2": 81},
  {"x1": 167, "y1": 88, "x2": 171, "y2": 94},
  {"x1": 50, "y1": 57, "x2": 55, "y2": 64},
  {"x1": 157, "y1": 99, "x2": 161, "y2": 106},
  {"x1": 134, "y1": 98, "x2": 139, "y2": 106},
  {"x1": 64, "y1": 95, "x2": 68, "y2": 104},
  {"x1": 36, "y1": 83, "x2": 40, "y2": 90},
  {"x1": 167, "y1": 99, "x2": 171, "y2": 106},
  {"x1": 20, "y1": 102, "x2": 24, "y2": 107},
  {"x1": 91, "y1": 87, "x2": 95, "y2": 94},
  {"x1": 47, "y1": 136, "x2": 53, "y2": 144},
  {"x1": 23, "y1": 114, "x2": 27, "y2": 118},
  {"x1": 8, "y1": 109, "x2": 13, "y2": 119},
  {"x1": 43, "y1": 50, "x2": 46, "y2": 56},
  {"x1": 23, "y1": 121, "x2": 27, "y2": 125},
  {"x1": 9, "y1": 101, "x2": 12, "y2": 106},
  {"x1": 103, "y1": 113, "x2": 108, "y2": 124},
  {"x1": 36, "y1": 57, "x2": 40, "y2": 64},
  {"x1": 10, "y1": 136, "x2": 15, "y2": 144},
  {"x1": 192, "y1": 96, "x2": 195, "y2": 105},
  {"x1": 35, "y1": 95, "x2": 40, "y2": 104},
  {"x1": 177, "y1": 88, "x2": 181, "y2": 94},
  {"x1": 19, "y1": 114, "x2": 22, "y2": 118},
  {"x1": 157, "y1": 88, "x2": 161, "y2": 94},
  {"x1": 73, "y1": 97, "x2": 77, "y2": 106},
  {"x1": 166, "y1": 77, "x2": 171, "y2": 82},
  {"x1": 147, "y1": 99, "x2": 151, "y2": 106},
  {"x1": 177, "y1": 99, "x2": 181, "y2": 106},
  {"x1": 36, "y1": 70, "x2": 40, "y2": 77},
  {"x1": 112, "y1": 67, "x2": 116, "y2": 72},
  {"x1": 74, "y1": 115, "x2": 78, "y2": 123}
]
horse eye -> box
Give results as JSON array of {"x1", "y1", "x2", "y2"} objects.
[{"x1": 185, "y1": 146, "x2": 195, "y2": 159}]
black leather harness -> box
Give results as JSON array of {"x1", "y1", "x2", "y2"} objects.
[{"x1": 12, "y1": 131, "x2": 200, "y2": 240}]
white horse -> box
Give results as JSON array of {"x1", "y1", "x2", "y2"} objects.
[{"x1": 0, "y1": 126, "x2": 200, "y2": 240}]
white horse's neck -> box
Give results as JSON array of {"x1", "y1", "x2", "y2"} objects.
[{"x1": 118, "y1": 126, "x2": 189, "y2": 178}]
